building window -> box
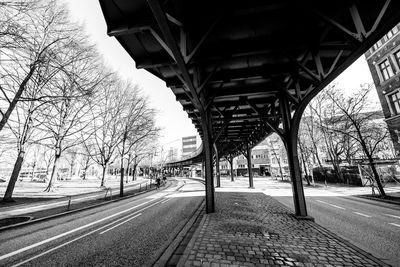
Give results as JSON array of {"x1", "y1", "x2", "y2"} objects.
[
  {"x1": 376, "y1": 39, "x2": 382, "y2": 48},
  {"x1": 395, "y1": 50, "x2": 400, "y2": 70},
  {"x1": 392, "y1": 25, "x2": 399, "y2": 35},
  {"x1": 389, "y1": 91, "x2": 400, "y2": 115},
  {"x1": 379, "y1": 59, "x2": 394, "y2": 81}
]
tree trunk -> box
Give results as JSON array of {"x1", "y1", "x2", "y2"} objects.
[
  {"x1": 300, "y1": 151, "x2": 310, "y2": 186},
  {"x1": 126, "y1": 154, "x2": 131, "y2": 181},
  {"x1": 101, "y1": 164, "x2": 106, "y2": 187},
  {"x1": 229, "y1": 156, "x2": 234, "y2": 182},
  {"x1": 368, "y1": 156, "x2": 386, "y2": 197},
  {"x1": 120, "y1": 158, "x2": 124, "y2": 197},
  {"x1": 277, "y1": 158, "x2": 284, "y2": 181},
  {"x1": 31, "y1": 161, "x2": 36, "y2": 182},
  {"x1": 132, "y1": 164, "x2": 137, "y2": 181},
  {"x1": 298, "y1": 139, "x2": 310, "y2": 186},
  {"x1": 0, "y1": 66, "x2": 36, "y2": 132},
  {"x1": 44, "y1": 153, "x2": 60, "y2": 192},
  {"x1": 2, "y1": 151, "x2": 25, "y2": 202}
]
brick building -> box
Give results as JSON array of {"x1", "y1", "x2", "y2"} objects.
[{"x1": 365, "y1": 23, "x2": 400, "y2": 154}]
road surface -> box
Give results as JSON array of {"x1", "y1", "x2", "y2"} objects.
[
  {"x1": 0, "y1": 178, "x2": 204, "y2": 267},
  {"x1": 275, "y1": 194, "x2": 400, "y2": 266}
]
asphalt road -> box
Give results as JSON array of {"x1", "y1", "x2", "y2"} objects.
[
  {"x1": 274, "y1": 195, "x2": 400, "y2": 267},
  {"x1": 0, "y1": 178, "x2": 204, "y2": 267}
]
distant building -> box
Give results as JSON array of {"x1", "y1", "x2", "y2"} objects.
[
  {"x1": 167, "y1": 147, "x2": 178, "y2": 162},
  {"x1": 235, "y1": 139, "x2": 272, "y2": 176},
  {"x1": 182, "y1": 135, "x2": 197, "y2": 157},
  {"x1": 365, "y1": 23, "x2": 400, "y2": 154}
]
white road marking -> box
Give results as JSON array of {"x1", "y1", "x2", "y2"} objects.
[
  {"x1": 383, "y1": 214, "x2": 400, "y2": 220},
  {"x1": 353, "y1": 212, "x2": 371, "y2": 218},
  {"x1": 0, "y1": 198, "x2": 161, "y2": 262},
  {"x1": 161, "y1": 199, "x2": 171, "y2": 204},
  {"x1": 10, "y1": 199, "x2": 166, "y2": 266},
  {"x1": 100, "y1": 213, "x2": 141, "y2": 234},
  {"x1": 316, "y1": 200, "x2": 346, "y2": 210},
  {"x1": 389, "y1": 223, "x2": 400, "y2": 228}
]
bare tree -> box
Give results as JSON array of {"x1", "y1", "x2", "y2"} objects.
[
  {"x1": 0, "y1": 0, "x2": 76, "y2": 132},
  {"x1": 116, "y1": 82, "x2": 158, "y2": 196},
  {"x1": 78, "y1": 146, "x2": 94, "y2": 180},
  {"x1": 2, "y1": 54, "x2": 66, "y2": 200},
  {"x1": 308, "y1": 87, "x2": 346, "y2": 183},
  {"x1": 328, "y1": 85, "x2": 388, "y2": 196},
  {"x1": 128, "y1": 140, "x2": 156, "y2": 181},
  {"x1": 84, "y1": 75, "x2": 125, "y2": 187},
  {"x1": 2, "y1": 99, "x2": 42, "y2": 201},
  {"x1": 38, "y1": 65, "x2": 98, "y2": 191},
  {"x1": 224, "y1": 153, "x2": 235, "y2": 182}
]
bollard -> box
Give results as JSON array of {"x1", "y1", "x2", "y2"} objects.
[{"x1": 67, "y1": 196, "x2": 71, "y2": 211}]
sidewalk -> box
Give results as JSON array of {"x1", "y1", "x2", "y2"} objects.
[
  {"x1": 166, "y1": 177, "x2": 394, "y2": 267},
  {"x1": 176, "y1": 191, "x2": 388, "y2": 267}
]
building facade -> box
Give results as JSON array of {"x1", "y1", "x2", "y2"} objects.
[
  {"x1": 182, "y1": 135, "x2": 197, "y2": 157},
  {"x1": 365, "y1": 23, "x2": 400, "y2": 154},
  {"x1": 166, "y1": 147, "x2": 178, "y2": 162}
]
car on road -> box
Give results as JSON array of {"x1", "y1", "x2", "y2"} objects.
[{"x1": 32, "y1": 174, "x2": 48, "y2": 183}]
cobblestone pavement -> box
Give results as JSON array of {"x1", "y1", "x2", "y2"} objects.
[{"x1": 178, "y1": 192, "x2": 389, "y2": 267}]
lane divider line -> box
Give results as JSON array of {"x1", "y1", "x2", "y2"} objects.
[
  {"x1": 389, "y1": 223, "x2": 400, "y2": 228},
  {"x1": 383, "y1": 214, "x2": 400, "y2": 220},
  {"x1": 0, "y1": 198, "x2": 161, "y2": 262},
  {"x1": 161, "y1": 199, "x2": 171, "y2": 204},
  {"x1": 316, "y1": 200, "x2": 345, "y2": 210},
  {"x1": 100, "y1": 214, "x2": 141, "y2": 235},
  {"x1": 10, "y1": 200, "x2": 165, "y2": 266},
  {"x1": 353, "y1": 212, "x2": 371, "y2": 218},
  {"x1": 12, "y1": 224, "x2": 108, "y2": 267}
]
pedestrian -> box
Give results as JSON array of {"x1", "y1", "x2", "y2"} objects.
[{"x1": 156, "y1": 177, "x2": 161, "y2": 189}]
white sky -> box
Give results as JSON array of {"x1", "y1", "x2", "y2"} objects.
[{"x1": 62, "y1": 1, "x2": 377, "y2": 150}]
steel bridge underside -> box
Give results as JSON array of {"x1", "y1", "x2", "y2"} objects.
[{"x1": 99, "y1": 0, "x2": 400, "y2": 217}]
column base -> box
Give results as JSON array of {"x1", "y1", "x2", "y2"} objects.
[{"x1": 295, "y1": 215, "x2": 315, "y2": 221}]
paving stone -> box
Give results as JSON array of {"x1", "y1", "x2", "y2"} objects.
[{"x1": 180, "y1": 192, "x2": 387, "y2": 267}]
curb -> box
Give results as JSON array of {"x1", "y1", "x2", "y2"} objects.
[
  {"x1": 176, "y1": 212, "x2": 207, "y2": 267},
  {"x1": 153, "y1": 199, "x2": 205, "y2": 267},
  {"x1": 0, "y1": 183, "x2": 162, "y2": 232},
  {"x1": 356, "y1": 195, "x2": 400, "y2": 206}
]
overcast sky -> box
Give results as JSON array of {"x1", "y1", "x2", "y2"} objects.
[{"x1": 62, "y1": 0, "x2": 376, "y2": 150}]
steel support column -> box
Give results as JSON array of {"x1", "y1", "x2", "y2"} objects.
[
  {"x1": 202, "y1": 108, "x2": 215, "y2": 213},
  {"x1": 214, "y1": 144, "x2": 221, "y2": 187},
  {"x1": 246, "y1": 143, "x2": 254, "y2": 188},
  {"x1": 280, "y1": 96, "x2": 308, "y2": 217},
  {"x1": 229, "y1": 156, "x2": 234, "y2": 182}
]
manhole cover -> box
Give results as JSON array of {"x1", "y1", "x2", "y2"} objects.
[{"x1": 0, "y1": 216, "x2": 33, "y2": 228}]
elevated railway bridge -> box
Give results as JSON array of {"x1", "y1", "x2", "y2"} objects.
[{"x1": 99, "y1": 0, "x2": 400, "y2": 217}]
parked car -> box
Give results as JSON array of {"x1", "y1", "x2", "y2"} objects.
[{"x1": 32, "y1": 174, "x2": 47, "y2": 183}]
